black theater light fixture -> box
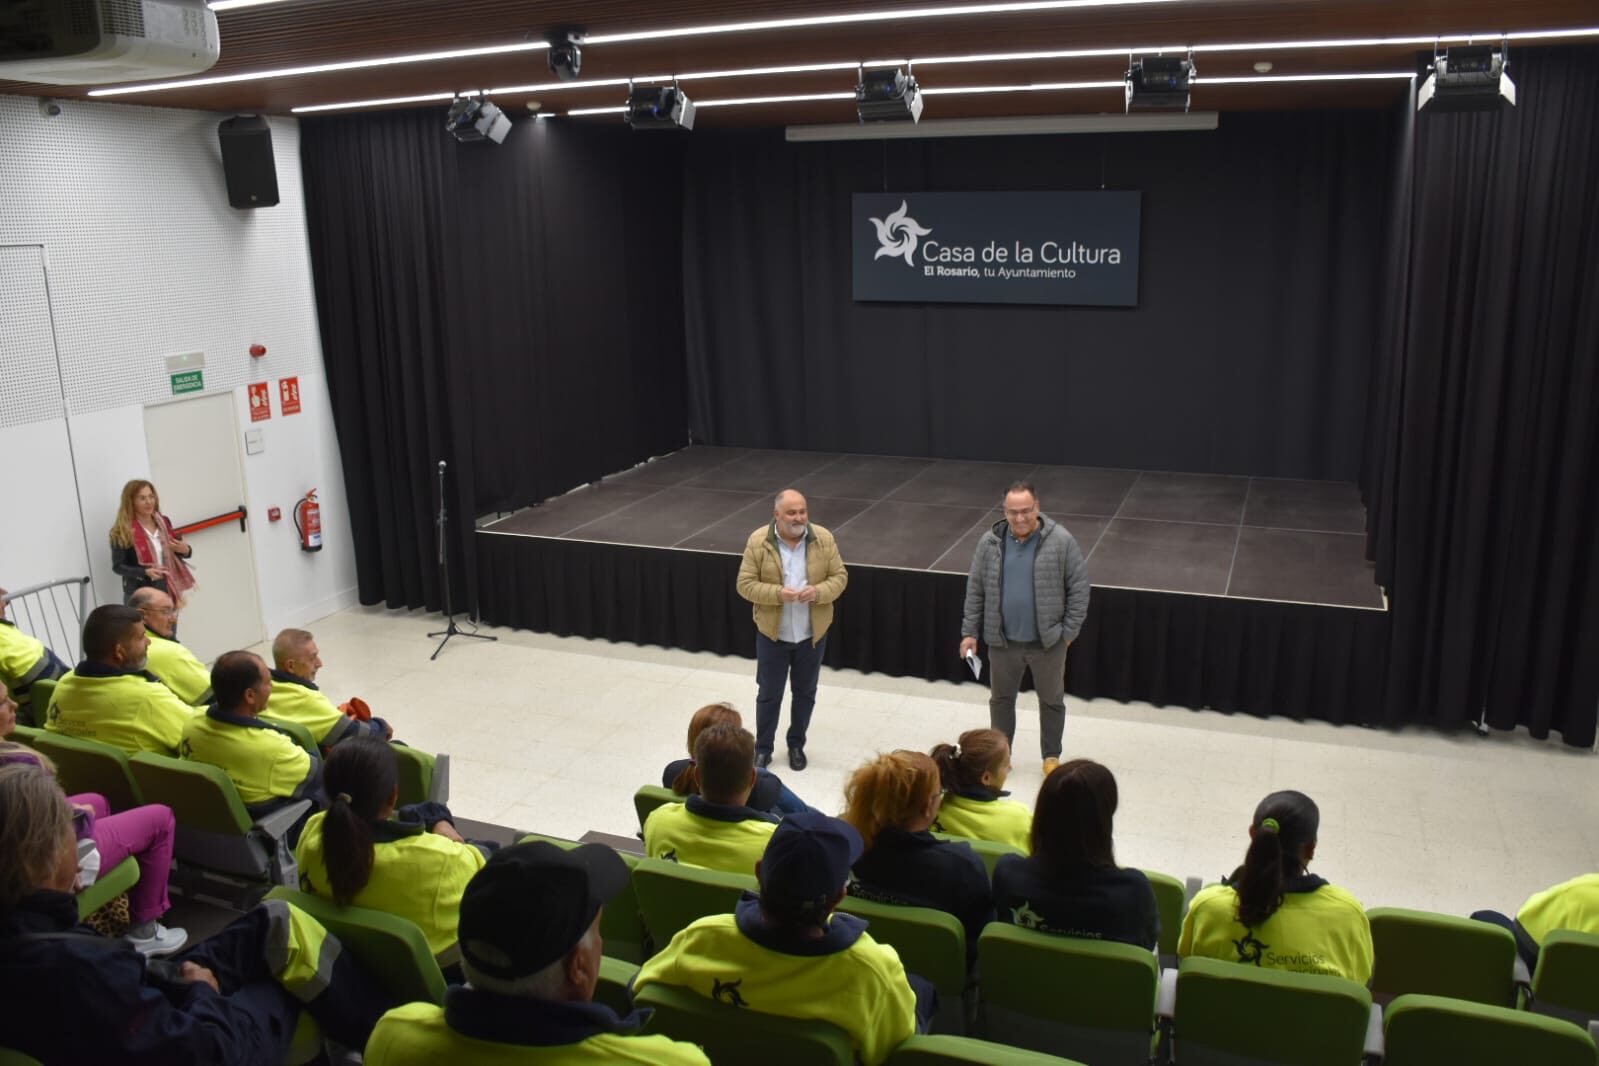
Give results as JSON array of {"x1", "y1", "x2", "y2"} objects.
[
  {"x1": 445, "y1": 94, "x2": 512, "y2": 143},
  {"x1": 856, "y1": 66, "x2": 923, "y2": 123},
  {"x1": 625, "y1": 82, "x2": 696, "y2": 129},
  {"x1": 546, "y1": 26, "x2": 585, "y2": 82},
  {"x1": 1418, "y1": 43, "x2": 1516, "y2": 112},
  {"x1": 1125, "y1": 54, "x2": 1193, "y2": 112}
]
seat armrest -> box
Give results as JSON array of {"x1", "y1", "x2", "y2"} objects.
[
  {"x1": 1157, "y1": 967, "x2": 1179, "y2": 1019},
  {"x1": 254, "y1": 799, "x2": 312, "y2": 842},
  {"x1": 1183, "y1": 875, "x2": 1203, "y2": 908},
  {"x1": 1363, "y1": 1003, "x2": 1384, "y2": 1062},
  {"x1": 1512, "y1": 955, "x2": 1531, "y2": 988},
  {"x1": 1588, "y1": 1019, "x2": 1598, "y2": 1043}
]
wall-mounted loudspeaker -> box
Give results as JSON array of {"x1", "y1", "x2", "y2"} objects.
[{"x1": 218, "y1": 116, "x2": 279, "y2": 209}]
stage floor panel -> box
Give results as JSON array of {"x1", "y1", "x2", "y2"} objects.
[{"x1": 481, "y1": 447, "x2": 1385, "y2": 610}]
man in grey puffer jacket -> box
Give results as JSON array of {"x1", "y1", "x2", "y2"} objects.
[{"x1": 958, "y1": 481, "x2": 1090, "y2": 774}]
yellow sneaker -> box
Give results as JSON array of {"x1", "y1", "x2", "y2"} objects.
[{"x1": 1042, "y1": 757, "x2": 1060, "y2": 776}]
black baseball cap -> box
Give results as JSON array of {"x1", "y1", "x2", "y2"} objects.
[
  {"x1": 457, "y1": 841, "x2": 629, "y2": 980},
  {"x1": 759, "y1": 810, "x2": 863, "y2": 910}
]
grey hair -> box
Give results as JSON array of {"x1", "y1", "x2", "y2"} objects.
[
  {"x1": 462, "y1": 924, "x2": 599, "y2": 1000},
  {"x1": 773, "y1": 488, "x2": 805, "y2": 511}
]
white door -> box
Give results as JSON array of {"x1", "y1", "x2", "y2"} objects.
[{"x1": 144, "y1": 392, "x2": 264, "y2": 663}]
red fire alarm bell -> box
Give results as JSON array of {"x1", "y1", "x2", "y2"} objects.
[
  {"x1": 250, "y1": 343, "x2": 267, "y2": 358},
  {"x1": 268, "y1": 507, "x2": 282, "y2": 522}
]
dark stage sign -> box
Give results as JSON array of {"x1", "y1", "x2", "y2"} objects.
[{"x1": 852, "y1": 191, "x2": 1141, "y2": 307}]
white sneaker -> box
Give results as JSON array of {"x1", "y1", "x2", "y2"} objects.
[{"x1": 126, "y1": 922, "x2": 188, "y2": 957}]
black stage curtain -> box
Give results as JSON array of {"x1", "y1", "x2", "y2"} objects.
[
  {"x1": 301, "y1": 112, "x2": 688, "y2": 613},
  {"x1": 476, "y1": 533, "x2": 1388, "y2": 724},
  {"x1": 682, "y1": 111, "x2": 1394, "y2": 481},
  {"x1": 1363, "y1": 47, "x2": 1599, "y2": 746}
]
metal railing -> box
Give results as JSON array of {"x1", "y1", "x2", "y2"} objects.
[{"x1": 1, "y1": 576, "x2": 91, "y2": 664}]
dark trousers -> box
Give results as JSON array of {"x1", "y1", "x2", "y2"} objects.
[
  {"x1": 987, "y1": 638, "x2": 1069, "y2": 759},
  {"x1": 180, "y1": 905, "x2": 395, "y2": 1053},
  {"x1": 754, "y1": 632, "x2": 826, "y2": 755}
]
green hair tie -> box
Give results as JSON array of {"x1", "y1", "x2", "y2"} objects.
[{"x1": 1260, "y1": 817, "x2": 1280, "y2": 833}]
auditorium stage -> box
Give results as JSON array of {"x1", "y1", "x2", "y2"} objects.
[{"x1": 476, "y1": 447, "x2": 1391, "y2": 726}]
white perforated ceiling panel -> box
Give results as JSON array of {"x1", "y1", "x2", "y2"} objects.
[{"x1": 0, "y1": 94, "x2": 324, "y2": 421}]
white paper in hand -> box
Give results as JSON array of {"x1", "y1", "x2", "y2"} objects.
[{"x1": 964, "y1": 650, "x2": 982, "y2": 680}]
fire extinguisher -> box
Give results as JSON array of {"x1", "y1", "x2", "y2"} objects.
[{"x1": 293, "y1": 490, "x2": 323, "y2": 553}]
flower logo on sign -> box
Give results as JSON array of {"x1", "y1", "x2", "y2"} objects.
[{"x1": 869, "y1": 200, "x2": 932, "y2": 266}]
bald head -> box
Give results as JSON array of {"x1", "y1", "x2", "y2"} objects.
[
  {"x1": 129, "y1": 587, "x2": 178, "y2": 638},
  {"x1": 773, "y1": 489, "x2": 809, "y2": 544}
]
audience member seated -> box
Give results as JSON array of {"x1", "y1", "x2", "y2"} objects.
[
  {"x1": 364, "y1": 841, "x2": 710, "y2": 1065},
  {"x1": 0, "y1": 762, "x2": 393, "y2": 1065},
  {"x1": 0, "y1": 585, "x2": 69, "y2": 715},
  {"x1": 1, "y1": 679, "x2": 186, "y2": 956},
  {"x1": 992, "y1": 758, "x2": 1158, "y2": 950},
  {"x1": 1473, "y1": 871, "x2": 1599, "y2": 971},
  {"x1": 1180, "y1": 790, "x2": 1373, "y2": 983},
  {"x1": 643, "y1": 723, "x2": 778, "y2": 874},
  {"x1": 662, "y1": 701, "x2": 810, "y2": 816},
  {"x1": 45, "y1": 604, "x2": 195, "y2": 756},
  {"x1": 295, "y1": 738, "x2": 488, "y2": 959},
  {"x1": 843, "y1": 749, "x2": 994, "y2": 964},
  {"x1": 264, "y1": 627, "x2": 394, "y2": 748},
  {"x1": 928, "y1": 728, "x2": 1032, "y2": 852},
  {"x1": 130, "y1": 587, "x2": 211, "y2": 705},
  {"x1": 635, "y1": 811, "x2": 928, "y2": 1066},
  {"x1": 181, "y1": 651, "x2": 322, "y2": 833}
]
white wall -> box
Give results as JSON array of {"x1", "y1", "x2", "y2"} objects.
[{"x1": 0, "y1": 93, "x2": 358, "y2": 641}]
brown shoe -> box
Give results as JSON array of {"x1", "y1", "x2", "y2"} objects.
[{"x1": 1042, "y1": 757, "x2": 1060, "y2": 776}]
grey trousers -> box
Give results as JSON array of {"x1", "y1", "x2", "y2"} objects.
[{"x1": 988, "y1": 638, "x2": 1068, "y2": 760}]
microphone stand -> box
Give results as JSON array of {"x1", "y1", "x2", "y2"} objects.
[{"x1": 427, "y1": 459, "x2": 496, "y2": 660}]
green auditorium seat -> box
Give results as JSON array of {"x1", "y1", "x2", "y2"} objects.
[
  {"x1": 632, "y1": 857, "x2": 754, "y2": 950},
  {"x1": 1166, "y1": 956, "x2": 1377, "y2": 1066},
  {"x1": 271, "y1": 717, "x2": 319, "y2": 758},
  {"x1": 6, "y1": 723, "x2": 42, "y2": 748},
  {"x1": 595, "y1": 956, "x2": 640, "y2": 1018},
  {"x1": 886, "y1": 1034, "x2": 1089, "y2": 1064},
  {"x1": 931, "y1": 831, "x2": 1022, "y2": 878},
  {"x1": 636, "y1": 981, "x2": 856, "y2": 1066},
  {"x1": 394, "y1": 745, "x2": 448, "y2": 806},
  {"x1": 838, "y1": 894, "x2": 970, "y2": 1034},
  {"x1": 633, "y1": 784, "x2": 680, "y2": 833},
  {"x1": 77, "y1": 855, "x2": 139, "y2": 921},
  {"x1": 1144, "y1": 867, "x2": 1187, "y2": 960},
  {"x1": 978, "y1": 921, "x2": 1160, "y2": 1063},
  {"x1": 1530, "y1": 929, "x2": 1599, "y2": 1026},
  {"x1": 17, "y1": 677, "x2": 56, "y2": 727},
  {"x1": 1367, "y1": 906, "x2": 1521, "y2": 1007},
  {"x1": 31, "y1": 731, "x2": 143, "y2": 812},
  {"x1": 519, "y1": 832, "x2": 648, "y2": 963},
  {"x1": 130, "y1": 752, "x2": 308, "y2": 907},
  {"x1": 266, "y1": 886, "x2": 447, "y2": 1007},
  {"x1": 1382, "y1": 993, "x2": 1597, "y2": 1066}
]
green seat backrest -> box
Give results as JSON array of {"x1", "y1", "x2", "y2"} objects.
[
  {"x1": 978, "y1": 922, "x2": 1158, "y2": 1033},
  {"x1": 887, "y1": 1034, "x2": 1090, "y2": 1064},
  {"x1": 931, "y1": 831, "x2": 1022, "y2": 879},
  {"x1": 32, "y1": 731, "x2": 143, "y2": 812},
  {"x1": 1383, "y1": 993, "x2": 1597, "y2": 1066},
  {"x1": 7, "y1": 723, "x2": 42, "y2": 749},
  {"x1": 78, "y1": 855, "x2": 140, "y2": 920},
  {"x1": 1533, "y1": 930, "x2": 1599, "y2": 1017},
  {"x1": 519, "y1": 833, "x2": 648, "y2": 963},
  {"x1": 636, "y1": 981, "x2": 856, "y2": 1066},
  {"x1": 634, "y1": 785, "x2": 681, "y2": 832},
  {"x1": 272, "y1": 718, "x2": 319, "y2": 757},
  {"x1": 266, "y1": 887, "x2": 448, "y2": 1006},
  {"x1": 1368, "y1": 906, "x2": 1518, "y2": 1006},
  {"x1": 837, "y1": 895, "x2": 967, "y2": 1001},
  {"x1": 594, "y1": 956, "x2": 640, "y2": 1018},
  {"x1": 633, "y1": 857, "x2": 754, "y2": 949},
  {"x1": 393, "y1": 745, "x2": 436, "y2": 807},
  {"x1": 1174, "y1": 956, "x2": 1372, "y2": 1066},
  {"x1": 1143, "y1": 868, "x2": 1185, "y2": 957},
  {"x1": 0, "y1": 1047, "x2": 45, "y2": 1065},
  {"x1": 18, "y1": 677, "x2": 56, "y2": 726},
  {"x1": 128, "y1": 751, "x2": 253, "y2": 834}
]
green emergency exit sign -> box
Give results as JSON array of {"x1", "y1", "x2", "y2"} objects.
[{"x1": 170, "y1": 370, "x2": 204, "y2": 395}]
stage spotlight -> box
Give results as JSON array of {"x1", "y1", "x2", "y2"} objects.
[
  {"x1": 1125, "y1": 55, "x2": 1193, "y2": 112},
  {"x1": 445, "y1": 95, "x2": 511, "y2": 143},
  {"x1": 1418, "y1": 44, "x2": 1516, "y2": 112},
  {"x1": 546, "y1": 27, "x2": 585, "y2": 82},
  {"x1": 856, "y1": 66, "x2": 923, "y2": 123},
  {"x1": 625, "y1": 85, "x2": 696, "y2": 130}
]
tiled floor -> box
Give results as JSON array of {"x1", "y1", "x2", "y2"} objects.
[
  {"x1": 264, "y1": 605, "x2": 1599, "y2": 924},
  {"x1": 482, "y1": 447, "x2": 1385, "y2": 608}
]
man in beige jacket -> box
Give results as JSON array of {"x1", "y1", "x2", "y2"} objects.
[{"x1": 735, "y1": 489, "x2": 848, "y2": 772}]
